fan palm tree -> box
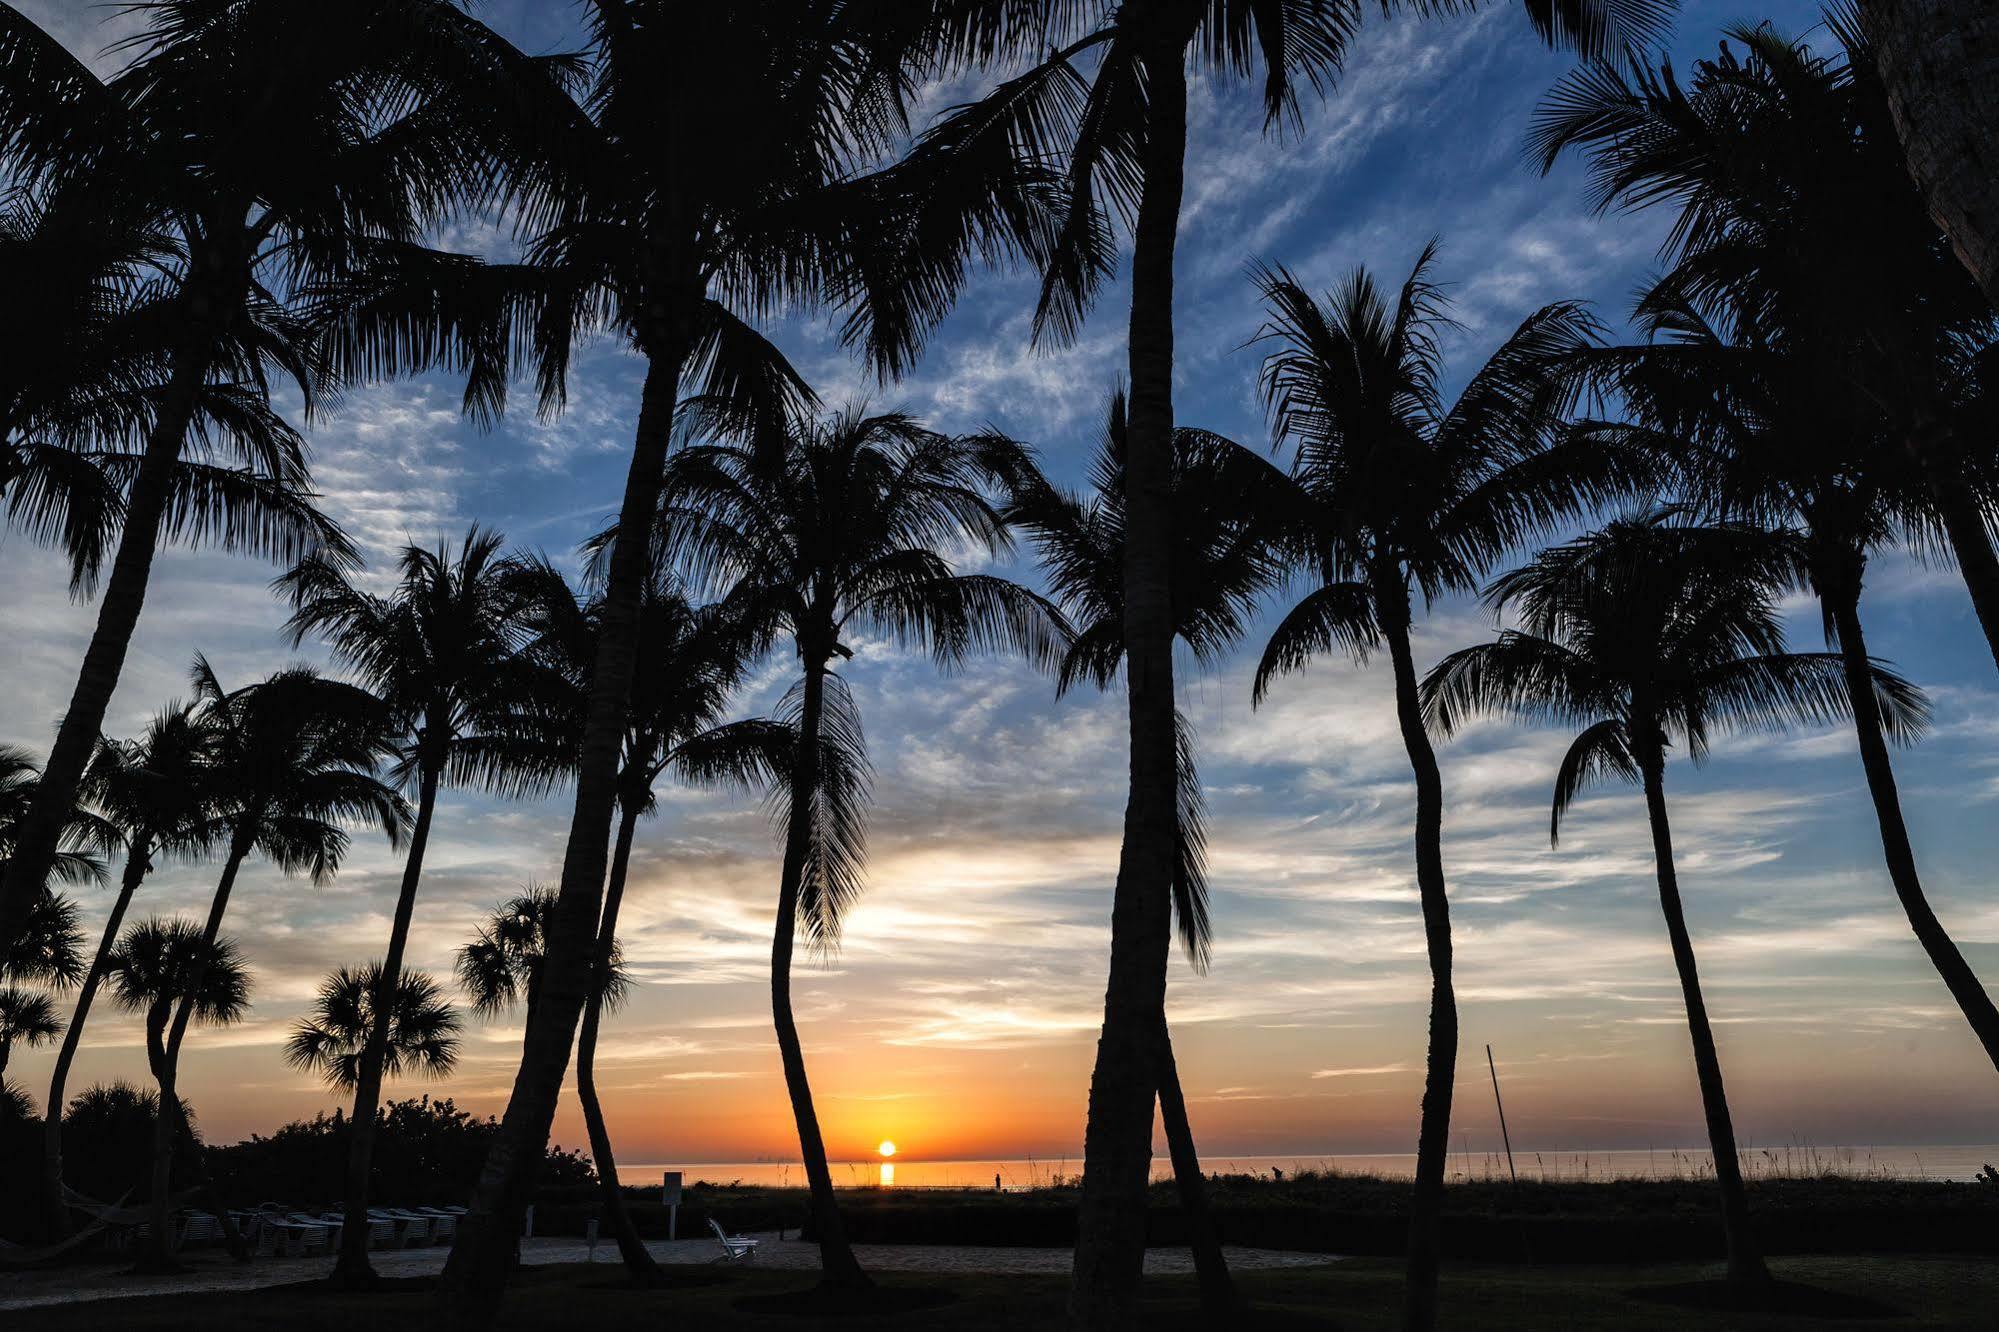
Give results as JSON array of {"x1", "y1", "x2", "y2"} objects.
[
  {"x1": 103, "y1": 915, "x2": 249, "y2": 1266},
  {"x1": 923, "y1": 4, "x2": 1674, "y2": 1314},
  {"x1": 660, "y1": 406, "x2": 1066, "y2": 1286},
  {"x1": 276, "y1": 526, "x2": 553, "y2": 1285},
  {"x1": 42, "y1": 703, "x2": 227, "y2": 1239},
  {"x1": 0, "y1": 890, "x2": 85, "y2": 1079},
  {"x1": 0, "y1": 0, "x2": 565, "y2": 948},
  {"x1": 422, "y1": 12, "x2": 1064, "y2": 1302},
  {"x1": 0, "y1": 744, "x2": 116, "y2": 893},
  {"x1": 286, "y1": 965, "x2": 460, "y2": 1091},
  {"x1": 507, "y1": 557, "x2": 793, "y2": 1278},
  {"x1": 1006, "y1": 389, "x2": 1297, "y2": 1309},
  {"x1": 0, "y1": 988, "x2": 60, "y2": 1079},
  {"x1": 1422, "y1": 514, "x2": 1929, "y2": 1289},
  {"x1": 1538, "y1": 28, "x2": 1999, "y2": 1075},
  {"x1": 457, "y1": 885, "x2": 630, "y2": 1051},
  {"x1": 1247, "y1": 247, "x2": 1620, "y2": 1325},
  {"x1": 133, "y1": 658, "x2": 404, "y2": 1269}
]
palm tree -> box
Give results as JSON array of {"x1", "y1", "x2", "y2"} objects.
[
  {"x1": 41, "y1": 704, "x2": 226, "y2": 1237},
  {"x1": 0, "y1": 0, "x2": 561, "y2": 948},
  {"x1": 133, "y1": 658, "x2": 404, "y2": 1269},
  {"x1": 0, "y1": 744, "x2": 116, "y2": 893},
  {"x1": 103, "y1": 916, "x2": 249, "y2": 1264},
  {"x1": 1247, "y1": 247, "x2": 1619, "y2": 1326},
  {"x1": 1422, "y1": 514, "x2": 1928, "y2": 1289},
  {"x1": 509, "y1": 557, "x2": 793, "y2": 1279},
  {"x1": 0, "y1": 988, "x2": 60, "y2": 1079},
  {"x1": 277, "y1": 526, "x2": 551, "y2": 1285},
  {"x1": 1006, "y1": 389, "x2": 1297, "y2": 1309},
  {"x1": 424, "y1": 10, "x2": 1062, "y2": 1302},
  {"x1": 0, "y1": 890, "x2": 84, "y2": 1080},
  {"x1": 661, "y1": 406, "x2": 1066, "y2": 1286},
  {"x1": 286, "y1": 965, "x2": 460, "y2": 1091},
  {"x1": 1538, "y1": 29, "x2": 1999, "y2": 1074},
  {"x1": 924, "y1": 5, "x2": 1673, "y2": 1314},
  {"x1": 458, "y1": 885, "x2": 630, "y2": 1055}
]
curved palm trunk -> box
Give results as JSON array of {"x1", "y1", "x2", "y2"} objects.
[
  {"x1": 1919, "y1": 460, "x2": 1999, "y2": 676},
  {"x1": 773, "y1": 661, "x2": 869, "y2": 1288},
  {"x1": 0, "y1": 348, "x2": 207, "y2": 949},
  {"x1": 1072, "y1": 26, "x2": 1191, "y2": 1328},
  {"x1": 1155, "y1": 1018, "x2": 1231, "y2": 1312},
  {"x1": 1825, "y1": 589, "x2": 1999, "y2": 1069},
  {"x1": 1381, "y1": 600, "x2": 1458, "y2": 1332},
  {"x1": 333, "y1": 765, "x2": 441, "y2": 1286},
  {"x1": 1638, "y1": 752, "x2": 1767, "y2": 1286},
  {"x1": 1865, "y1": 0, "x2": 1999, "y2": 308},
  {"x1": 577, "y1": 797, "x2": 662, "y2": 1281},
  {"x1": 441, "y1": 342, "x2": 689, "y2": 1326},
  {"x1": 42, "y1": 838, "x2": 151, "y2": 1240}
]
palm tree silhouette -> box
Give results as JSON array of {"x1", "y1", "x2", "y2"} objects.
[
  {"x1": 0, "y1": 891, "x2": 83, "y2": 1078},
  {"x1": 277, "y1": 526, "x2": 551, "y2": 1285},
  {"x1": 286, "y1": 965, "x2": 461, "y2": 1092},
  {"x1": 660, "y1": 406, "x2": 1066, "y2": 1286},
  {"x1": 509, "y1": 556, "x2": 792, "y2": 1278},
  {"x1": 424, "y1": 11, "x2": 1062, "y2": 1299},
  {"x1": 1423, "y1": 514, "x2": 1929, "y2": 1289},
  {"x1": 458, "y1": 885, "x2": 631, "y2": 1050},
  {"x1": 132, "y1": 659, "x2": 404, "y2": 1268},
  {"x1": 42, "y1": 705, "x2": 228, "y2": 1238},
  {"x1": 1006, "y1": 389, "x2": 1297, "y2": 1309},
  {"x1": 1248, "y1": 246, "x2": 1618, "y2": 1323},
  {"x1": 0, "y1": 0, "x2": 553, "y2": 947},
  {"x1": 926, "y1": 4, "x2": 1670, "y2": 1313}
]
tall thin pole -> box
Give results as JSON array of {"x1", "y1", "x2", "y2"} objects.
[{"x1": 1486, "y1": 1044, "x2": 1517, "y2": 1188}]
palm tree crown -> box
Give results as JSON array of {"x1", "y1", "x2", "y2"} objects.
[
  {"x1": 286, "y1": 965, "x2": 460, "y2": 1091},
  {"x1": 105, "y1": 918, "x2": 251, "y2": 1038},
  {"x1": 457, "y1": 885, "x2": 629, "y2": 1022}
]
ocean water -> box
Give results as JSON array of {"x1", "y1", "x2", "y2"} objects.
[{"x1": 621, "y1": 1144, "x2": 1999, "y2": 1189}]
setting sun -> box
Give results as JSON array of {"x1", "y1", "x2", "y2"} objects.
[{"x1": 878, "y1": 1139, "x2": 897, "y2": 1159}]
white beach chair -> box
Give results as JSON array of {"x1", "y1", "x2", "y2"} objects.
[
  {"x1": 415, "y1": 1207, "x2": 458, "y2": 1242},
  {"x1": 708, "y1": 1218, "x2": 758, "y2": 1263}
]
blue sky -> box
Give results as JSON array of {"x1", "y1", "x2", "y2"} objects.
[{"x1": 7, "y1": 1, "x2": 1998, "y2": 1166}]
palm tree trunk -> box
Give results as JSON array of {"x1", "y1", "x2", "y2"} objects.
[
  {"x1": 42, "y1": 838, "x2": 150, "y2": 1240},
  {"x1": 334, "y1": 764, "x2": 440, "y2": 1286},
  {"x1": 1921, "y1": 461, "x2": 1999, "y2": 676},
  {"x1": 1155, "y1": 1017, "x2": 1231, "y2": 1312},
  {"x1": 1864, "y1": 0, "x2": 1999, "y2": 308},
  {"x1": 0, "y1": 347, "x2": 207, "y2": 950},
  {"x1": 1381, "y1": 600, "x2": 1458, "y2": 1332},
  {"x1": 1825, "y1": 588, "x2": 1999, "y2": 1069},
  {"x1": 577, "y1": 796, "x2": 662, "y2": 1281},
  {"x1": 773, "y1": 660, "x2": 869, "y2": 1288},
  {"x1": 1073, "y1": 22, "x2": 1193, "y2": 1327},
  {"x1": 440, "y1": 339, "x2": 690, "y2": 1326},
  {"x1": 141, "y1": 823, "x2": 252, "y2": 1271},
  {"x1": 1638, "y1": 750, "x2": 1767, "y2": 1286}
]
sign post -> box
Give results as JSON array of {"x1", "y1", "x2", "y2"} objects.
[{"x1": 662, "y1": 1171, "x2": 683, "y2": 1242}]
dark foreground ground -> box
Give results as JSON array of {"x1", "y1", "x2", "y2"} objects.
[{"x1": 9, "y1": 1255, "x2": 1996, "y2": 1330}]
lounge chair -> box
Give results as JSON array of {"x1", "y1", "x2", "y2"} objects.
[
  {"x1": 414, "y1": 1207, "x2": 458, "y2": 1242},
  {"x1": 708, "y1": 1218, "x2": 758, "y2": 1263}
]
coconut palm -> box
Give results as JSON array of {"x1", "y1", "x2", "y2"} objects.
[
  {"x1": 103, "y1": 916, "x2": 250, "y2": 1267},
  {"x1": 276, "y1": 526, "x2": 552, "y2": 1284},
  {"x1": 507, "y1": 557, "x2": 793, "y2": 1278},
  {"x1": 1005, "y1": 389, "x2": 1297, "y2": 1308},
  {"x1": 659, "y1": 406, "x2": 1066, "y2": 1286},
  {"x1": 923, "y1": 4, "x2": 1674, "y2": 1313},
  {"x1": 1247, "y1": 247, "x2": 1621, "y2": 1324},
  {"x1": 0, "y1": 0, "x2": 561, "y2": 949},
  {"x1": 422, "y1": 10, "x2": 1063, "y2": 1299},
  {"x1": 1537, "y1": 28, "x2": 1999, "y2": 1075},
  {"x1": 1422, "y1": 514, "x2": 1928, "y2": 1288},
  {"x1": 286, "y1": 965, "x2": 461, "y2": 1091},
  {"x1": 133, "y1": 658, "x2": 404, "y2": 1269},
  {"x1": 42, "y1": 703, "x2": 227, "y2": 1239}
]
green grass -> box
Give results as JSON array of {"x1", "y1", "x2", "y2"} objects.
[{"x1": 8, "y1": 1255, "x2": 1996, "y2": 1329}]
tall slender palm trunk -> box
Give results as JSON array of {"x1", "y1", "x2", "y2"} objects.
[
  {"x1": 1072, "y1": 25, "x2": 1193, "y2": 1328},
  {"x1": 441, "y1": 340, "x2": 690, "y2": 1326},
  {"x1": 577, "y1": 797, "x2": 662, "y2": 1280},
  {"x1": 139, "y1": 824, "x2": 253, "y2": 1272},
  {"x1": 0, "y1": 350, "x2": 207, "y2": 948},
  {"x1": 1155, "y1": 1018, "x2": 1231, "y2": 1311},
  {"x1": 42, "y1": 838, "x2": 152, "y2": 1239},
  {"x1": 1824, "y1": 587, "x2": 1999, "y2": 1069},
  {"x1": 1381, "y1": 593, "x2": 1458, "y2": 1332},
  {"x1": 1919, "y1": 458, "x2": 1999, "y2": 676},
  {"x1": 1638, "y1": 751, "x2": 1768, "y2": 1286},
  {"x1": 772, "y1": 660, "x2": 868, "y2": 1288},
  {"x1": 333, "y1": 765, "x2": 441, "y2": 1286}
]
